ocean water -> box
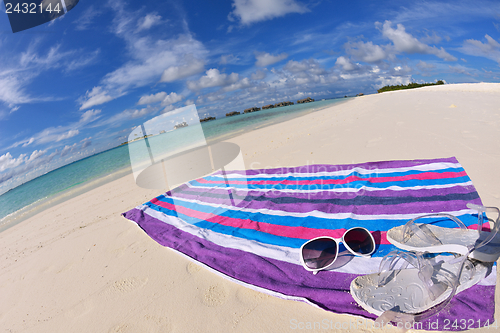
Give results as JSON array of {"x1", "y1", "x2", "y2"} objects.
[{"x1": 0, "y1": 98, "x2": 349, "y2": 231}]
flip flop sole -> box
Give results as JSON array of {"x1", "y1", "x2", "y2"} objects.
[{"x1": 350, "y1": 260, "x2": 490, "y2": 316}]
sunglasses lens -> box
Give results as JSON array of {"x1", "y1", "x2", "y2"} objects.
[
  {"x1": 301, "y1": 238, "x2": 337, "y2": 269},
  {"x1": 344, "y1": 228, "x2": 374, "y2": 255}
]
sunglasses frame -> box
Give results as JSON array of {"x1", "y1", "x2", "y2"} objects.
[{"x1": 299, "y1": 227, "x2": 376, "y2": 275}]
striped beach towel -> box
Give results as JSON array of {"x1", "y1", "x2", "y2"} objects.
[{"x1": 122, "y1": 157, "x2": 496, "y2": 330}]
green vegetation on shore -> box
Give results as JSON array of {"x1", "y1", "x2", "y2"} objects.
[{"x1": 377, "y1": 80, "x2": 444, "y2": 93}]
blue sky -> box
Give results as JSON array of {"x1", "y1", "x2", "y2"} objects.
[{"x1": 0, "y1": 0, "x2": 500, "y2": 194}]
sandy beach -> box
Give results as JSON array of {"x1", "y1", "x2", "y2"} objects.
[{"x1": 1, "y1": 83, "x2": 500, "y2": 332}]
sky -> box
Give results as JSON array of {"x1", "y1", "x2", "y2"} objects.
[{"x1": 0, "y1": 0, "x2": 500, "y2": 194}]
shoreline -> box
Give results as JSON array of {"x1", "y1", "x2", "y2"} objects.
[
  {"x1": 0, "y1": 98, "x2": 350, "y2": 232},
  {"x1": 1, "y1": 83, "x2": 499, "y2": 332},
  {"x1": 0, "y1": 165, "x2": 133, "y2": 233}
]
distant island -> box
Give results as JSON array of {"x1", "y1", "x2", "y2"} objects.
[
  {"x1": 262, "y1": 101, "x2": 294, "y2": 109},
  {"x1": 222, "y1": 97, "x2": 317, "y2": 117},
  {"x1": 200, "y1": 116, "x2": 216, "y2": 122},
  {"x1": 378, "y1": 80, "x2": 444, "y2": 93},
  {"x1": 297, "y1": 97, "x2": 315, "y2": 104},
  {"x1": 244, "y1": 107, "x2": 261, "y2": 114},
  {"x1": 119, "y1": 134, "x2": 153, "y2": 146},
  {"x1": 174, "y1": 121, "x2": 188, "y2": 129}
]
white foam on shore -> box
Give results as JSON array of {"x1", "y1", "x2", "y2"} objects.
[{"x1": 0, "y1": 166, "x2": 132, "y2": 233}]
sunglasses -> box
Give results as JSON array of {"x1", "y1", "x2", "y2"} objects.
[{"x1": 300, "y1": 227, "x2": 376, "y2": 274}]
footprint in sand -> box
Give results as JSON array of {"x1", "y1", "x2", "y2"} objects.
[
  {"x1": 186, "y1": 262, "x2": 202, "y2": 275},
  {"x1": 202, "y1": 284, "x2": 228, "y2": 307},
  {"x1": 111, "y1": 277, "x2": 148, "y2": 293},
  {"x1": 66, "y1": 299, "x2": 94, "y2": 319},
  {"x1": 99, "y1": 277, "x2": 148, "y2": 300},
  {"x1": 143, "y1": 315, "x2": 173, "y2": 332},
  {"x1": 108, "y1": 323, "x2": 137, "y2": 333},
  {"x1": 235, "y1": 286, "x2": 270, "y2": 303}
]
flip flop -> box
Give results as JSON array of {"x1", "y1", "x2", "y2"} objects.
[
  {"x1": 386, "y1": 204, "x2": 500, "y2": 262},
  {"x1": 350, "y1": 250, "x2": 491, "y2": 325}
]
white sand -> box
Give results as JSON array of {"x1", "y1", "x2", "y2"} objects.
[{"x1": 1, "y1": 83, "x2": 499, "y2": 332}]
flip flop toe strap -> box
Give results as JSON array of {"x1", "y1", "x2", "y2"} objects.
[
  {"x1": 402, "y1": 213, "x2": 467, "y2": 246},
  {"x1": 467, "y1": 203, "x2": 500, "y2": 250}
]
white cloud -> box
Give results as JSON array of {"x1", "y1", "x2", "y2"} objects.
[
  {"x1": 137, "y1": 13, "x2": 162, "y2": 32},
  {"x1": 22, "y1": 138, "x2": 35, "y2": 147},
  {"x1": 219, "y1": 54, "x2": 240, "y2": 65},
  {"x1": 420, "y1": 32, "x2": 442, "y2": 45},
  {"x1": 161, "y1": 92, "x2": 183, "y2": 106},
  {"x1": 10, "y1": 126, "x2": 79, "y2": 148},
  {"x1": 8, "y1": 116, "x2": 94, "y2": 149},
  {"x1": 74, "y1": 5, "x2": 102, "y2": 31},
  {"x1": 80, "y1": 109, "x2": 102, "y2": 123},
  {"x1": 79, "y1": 86, "x2": 116, "y2": 110},
  {"x1": 81, "y1": 2, "x2": 207, "y2": 106},
  {"x1": 94, "y1": 105, "x2": 161, "y2": 128},
  {"x1": 138, "y1": 92, "x2": 168, "y2": 105},
  {"x1": 137, "y1": 92, "x2": 183, "y2": 106},
  {"x1": 0, "y1": 40, "x2": 99, "y2": 111},
  {"x1": 255, "y1": 52, "x2": 288, "y2": 67},
  {"x1": 283, "y1": 59, "x2": 326, "y2": 75},
  {"x1": 130, "y1": 108, "x2": 155, "y2": 119},
  {"x1": 20, "y1": 44, "x2": 73, "y2": 68},
  {"x1": 102, "y1": 38, "x2": 200, "y2": 89},
  {"x1": 26, "y1": 149, "x2": 46, "y2": 163},
  {"x1": 60, "y1": 144, "x2": 77, "y2": 157},
  {"x1": 222, "y1": 77, "x2": 253, "y2": 92},
  {"x1": 416, "y1": 60, "x2": 435, "y2": 70},
  {"x1": 376, "y1": 75, "x2": 412, "y2": 89},
  {"x1": 0, "y1": 149, "x2": 58, "y2": 187},
  {"x1": 56, "y1": 129, "x2": 80, "y2": 142},
  {"x1": 229, "y1": 0, "x2": 309, "y2": 25},
  {"x1": 19, "y1": 41, "x2": 99, "y2": 74},
  {"x1": 335, "y1": 56, "x2": 358, "y2": 71},
  {"x1": 160, "y1": 58, "x2": 205, "y2": 82},
  {"x1": 344, "y1": 41, "x2": 388, "y2": 63},
  {"x1": 162, "y1": 105, "x2": 175, "y2": 113},
  {"x1": 6, "y1": 108, "x2": 102, "y2": 154},
  {"x1": 250, "y1": 70, "x2": 266, "y2": 80},
  {"x1": 101, "y1": 4, "x2": 207, "y2": 91},
  {"x1": 459, "y1": 35, "x2": 500, "y2": 65},
  {"x1": 449, "y1": 65, "x2": 475, "y2": 76},
  {"x1": 379, "y1": 21, "x2": 457, "y2": 61},
  {"x1": 0, "y1": 152, "x2": 25, "y2": 172},
  {"x1": 81, "y1": 140, "x2": 92, "y2": 149},
  {"x1": 187, "y1": 69, "x2": 239, "y2": 90},
  {"x1": 65, "y1": 49, "x2": 100, "y2": 72},
  {"x1": 284, "y1": 60, "x2": 310, "y2": 73},
  {"x1": 0, "y1": 75, "x2": 32, "y2": 107}
]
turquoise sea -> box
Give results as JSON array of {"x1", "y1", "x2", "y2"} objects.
[{"x1": 0, "y1": 98, "x2": 349, "y2": 232}]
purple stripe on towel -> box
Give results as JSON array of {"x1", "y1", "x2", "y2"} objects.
[
  {"x1": 172, "y1": 184, "x2": 478, "y2": 202},
  {"x1": 166, "y1": 189, "x2": 480, "y2": 214},
  {"x1": 211, "y1": 157, "x2": 461, "y2": 176},
  {"x1": 123, "y1": 207, "x2": 495, "y2": 331}
]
